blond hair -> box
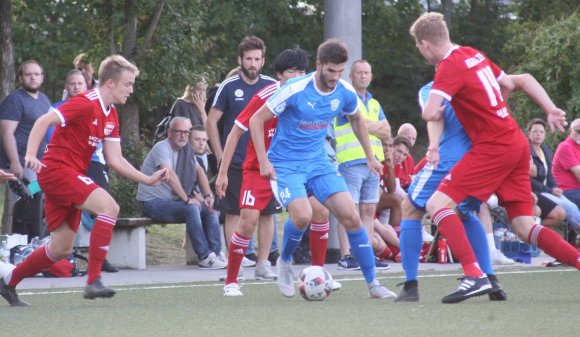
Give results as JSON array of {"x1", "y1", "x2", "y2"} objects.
[
  {"x1": 98, "y1": 55, "x2": 140, "y2": 83},
  {"x1": 410, "y1": 12, "x2": 450, "y2": 44}
]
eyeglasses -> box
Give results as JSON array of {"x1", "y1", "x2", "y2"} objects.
[{"x1": 171, "y1": 129, "x2": 191, "y2": 136}]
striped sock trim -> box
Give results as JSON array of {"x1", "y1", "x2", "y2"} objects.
[
  {"x1": 432, "y1": 208, "x2": 456, "y2": 225},
  {"x1": 44, "y1": 245, "x2": 59, "y2": 263},
  {"x1": 528, "y1": 224, "x2": 543, "y2": 246},
  {"x1": 231, "y1": 232, "x2": 251, "y2": 247},
  {"x1": 96, "y1": 214, "x2": 117, "y2": 226},
  {"x1": 310, "y1": 221, "x2": 329, "y2": 232}
]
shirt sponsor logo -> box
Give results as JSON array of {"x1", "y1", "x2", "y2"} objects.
[{"x1": 297, "y1": 120, "x2": 328, "y2": 130}]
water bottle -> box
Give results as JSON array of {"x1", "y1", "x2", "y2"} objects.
[
  {"x1": 438, "y1": 237, "x2": 448, "y2": 264},
  {"x1": 0, "y1": 241, "x2": 9, "y2": 263}
]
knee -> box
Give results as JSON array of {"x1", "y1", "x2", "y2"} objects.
[
  {"x1": 96, "y1": 200, "x2": 120, "y2": 217},
  {"x1": 340, "y1": 213, "x2": 362, "y2": 231},
  {"x1": 290, "y1": 212, "x2": 312, "y2": 229},
  {"x1": 48, "y1": 243, "x2": 73, "y2": 260}
]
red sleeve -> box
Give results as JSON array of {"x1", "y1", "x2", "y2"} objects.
[
  {"x1": 56, "y1": 95, "x2": 91, "y2": 125},
  {"x1": 235, "y1": 93, "x2": 267, "y2": 131}
]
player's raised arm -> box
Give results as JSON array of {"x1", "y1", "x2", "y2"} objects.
[
  {"x1": 103, "y1": 140, "x2": 168, "y2": 186},
  {"x1": 25, "y1": 110, "x2": 61, "y2": 173},
  {"x1": 249, "y1": 103, "x2": 276, "y2": 179}
]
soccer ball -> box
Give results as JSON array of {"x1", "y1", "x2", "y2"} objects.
[{"x1": 297, "y1": 266, "x2": 333, "y2": 301}]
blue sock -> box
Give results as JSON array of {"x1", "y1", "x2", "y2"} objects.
[
  {"x1": 463, "y1": 213, "x2": 494, "y2": 275},
  {"x1": 400, "y1": 219, "x2": 423, "y2": 282},
  {"x1": 280, "y1": 218, "x2": 305, "y2": 262},
  {"x1": 347, "y1": 227, "x2": 375, "y2": 284}
]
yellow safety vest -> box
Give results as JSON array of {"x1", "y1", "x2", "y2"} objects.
[{"x1": 334, "y1": 96, "x2": 384, "y2": 164}]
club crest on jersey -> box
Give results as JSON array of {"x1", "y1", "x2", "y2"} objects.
[
  {"x1": 274, "y1": 102, "x2": 287, "y2": 114},
  {"x1": 330, "y1": 99, "x2": 340, "y2": 112},
  {"x1": 104, "y1": 122, "x2": 115, "y2": 136},
  {"x1": 235, "y1": 89, "x2": 244, "y2": 98}
]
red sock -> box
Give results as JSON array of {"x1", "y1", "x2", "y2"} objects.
[
  {"x1": 7, "y1": 245, "x2": 59, "y2": 287},
  {"x1": 387, "y1": 243, "x2": 400, "y2": 260},
  {"x1": 378, "y1": 246, "x2": 392, "y2": 260},
  {"x1": 88, "y1": 214, "x2": 116, "y2": 285},
  {"x1": 226, "y1": 232, "x2": 250, "y2": 285},
  {"x1": 529, "y1": 224, "x2": 580, "y2": 270},
  {"x1": 309, "y1": 222, "x2": 329, "y2": 267},
  {"x1": 433, "y1": 208, "x2": 482, "y2": 278}
]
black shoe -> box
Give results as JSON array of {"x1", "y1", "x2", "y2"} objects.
[
  {"x1": 83, "y1": 277, "x2": 116, "y2": 300},
  {"x1": 0, "y1": 278, "x2": 29, "y2": 307},
  {"x1": 245, "y1": 253, "x2": 257, "y2": 262},
  {"x1": 268, "y1": 250, "x2": 280, "y2": 266},
  {"x1": 293, "y1": 249, "x2": 311, "y2": 265},
  {"x1": 395, "y1": 280, "x2": 419, "y2": 303},
  {"x1": 487, "y1": 274, "x2": 507, "y2": 301},
  {"x1": 101, "y1": 259, "x2": 119, "y2": 273},
  {"x1": 442, "y1": 276, "x2": 492, "y2": 304},
  {"x1": 8, "y1": 179, "x2": 33, "y2": 201}
]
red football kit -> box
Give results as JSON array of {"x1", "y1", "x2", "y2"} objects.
[
  {"x1": 431, "y1": 46, "x2": 532, "y2": 218},
  {"x1": 38, "y1": 89, "x2": 121, "y2": 231},
  {"x1": 234, "y1": 82, "x2": 279, "y2": 211}
]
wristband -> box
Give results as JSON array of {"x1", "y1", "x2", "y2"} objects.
[
  {"x1": 204, "y1": 194, "x2": 214, "y2": 199},
  {"x1": 183, "y1": 198, "x2": 190, "y2": 204}
]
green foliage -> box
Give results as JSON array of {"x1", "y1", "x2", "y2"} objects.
[{"x1": 504, "y1": 12, "x2": 579, "y2": 147}]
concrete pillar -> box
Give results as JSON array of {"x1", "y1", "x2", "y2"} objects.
[{"x1": 324, "y1": 0, "x2": 362, "y2": 80}]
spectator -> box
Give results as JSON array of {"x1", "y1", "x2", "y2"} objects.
[
  {"x1": 396, "y1": 123, "x2": 417, "y2": 190},
  {"x1": 0, "y1": 60, "x2": 51, "y2": 180},
  {"x1": 206, "y1": 36, "x2": 278, "y2": 267},
  {"x1": 335, "y1": 59, "x2": 391, "y2": 270},
  {"x1": 190, "y1": 125, "x2": 212, "y2": 176},
  {"x1": 552, "y1": 118, "x2": 580, "y2": 207},
  {"x1": 527, "y1": 118, "x2": 579, "y2": 233},
  {"x1": 73, "y1": 53, "x2": 98, "y2": 89},
  {"x1": 172, "y1": 80, "x2": 209, "y2": 128},
  {"x1": 137, "y1": 117, "x2": 225, "y2": 269}
]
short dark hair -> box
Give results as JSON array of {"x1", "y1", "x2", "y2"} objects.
[
  {"x1": 238, "y1": 36, "x2": 266, "y2": 58},
  {"x1": 274, "y1": 48, "x2": 309, "y2": 74},
  {"x1": 18, "y1": 60, "x2": 43, "y2": 77},
  {"x1": 393, "y1": 135, "x2": 412, "y2": 150},
  {"x1": 526, "y1": 118, "x2": 547, "y2": 132},
  {"x1": 317, "y1": 39, "x2": 348, "y2": 65},
  {"x1": 191, "y1": 125, "x2": 206, "y2": 133}
]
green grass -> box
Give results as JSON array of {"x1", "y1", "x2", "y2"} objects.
[{"x1": 5, "y1": 267, "x2": 580, "y2": 337}]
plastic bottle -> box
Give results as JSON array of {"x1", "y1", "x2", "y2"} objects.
[
  {"x1": 438, "y1": 237, "x2": 448, "y2": 264},
  {"x1": 0, "y1": 241, "x2": 9, "y2": 263}
]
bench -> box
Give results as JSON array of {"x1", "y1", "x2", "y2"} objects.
[{"x1": 103, "y1": 217, "x2": 226, "y2": 270}]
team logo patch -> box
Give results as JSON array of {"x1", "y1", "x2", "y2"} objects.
[
  {"x1": 235, "y1": 89, "x2": 244, "y2": 98},
  {"x1": 274, "y1": 102, "x2": 287, "y2": 114},
  {"x1": 104, "y1": 122, "x2": 115, "y2": 136},
  {"x1": 330, "y1": 99, "x2": 340, "y2": 112}
]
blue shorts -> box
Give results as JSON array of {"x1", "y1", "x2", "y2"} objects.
[
  {"x1": 339, "y1": 163, "x2": 380, "y2": 204},
  {"x1": 408, "y1": 161, "x2": 481, "y2": 214},
  {"x1": 271, "y1": 159, "x2": 348, "y2": 208}
]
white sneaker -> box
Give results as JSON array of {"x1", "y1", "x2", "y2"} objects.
[
  {"x1": 218, "y1": 251, "x2": 228, "y2": 264},
  {"x1": 255, "y1": 260, "x2": 277, "y2": 280},
  {"x1": 276, "y1": 257, "x2": 295, "y2": 297},
  {"x1": 199, "y1": 252, "x2": 227, "y2": 269},
  {"x1": 490, "y1": 249, "x2": 516, "y2": 265},
  {"x1": 223, "y1": 283, "x2": 243, "y2": 297},
  {"x1": 242, "y1": 256, "x2": 256, "y2": 267},
  {"x1": 422, "y1": 227, "x2": 434, "y2": 242},
  {"x1": 368, "y1": 280, "x2": 397, "y2": 299},
  {"x1": 331, "y1": 280, "x2": 342, "y2": 291}
]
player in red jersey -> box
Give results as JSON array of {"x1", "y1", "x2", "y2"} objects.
[
  {"x1": 410, "y1": 12, "x2": 579, "y2": 304},
  {"x1": 217, "y1": 48, "x2": 335, "y2": 296},
  {"x1": 0, "y1": 55, "x2": 168, "y2": 307}
]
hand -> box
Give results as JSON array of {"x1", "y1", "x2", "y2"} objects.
[
  {"x1": 147, "y1": 168, "x2": 169, "y2": 186},
  {"x1": 215, "y1": 173, "x2": 228, "y2": 198},
  {"x1": 552, "y1": 187, "x2": 563, "y2": 197},
  {"x1": 192, "y1": 91, "x2": 207, "y2": 112},
  {"x1": 426, "y1": 147, "x2": 439, "y2": 169},
  {"x1": 0, "y1": 169, "x2": 16, "y2": 181},
  {"x1": 203, "y1": 195, "x2": 214, "y2": 211},
  {"x1": 383, "y1": 152, "x2": 394, "y2": 168},
  {"x1": 367, "y1": 158, "x2": 383, "y2": 177},
  {"x1": 23, "y1": 155, "x2": 45, "y2": 175},
  {"x1": 259, "y1": 159, "x2": 276, "y2": 180},
  {"x1": 187, "y1": 197, "x2": 202, "y2": 209},
  {"x1": 546, "y1": 108, "x2": 567, "y2": 133}
]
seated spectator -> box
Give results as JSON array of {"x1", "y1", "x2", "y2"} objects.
[
  {"x1": 552, "y1": 118, "x2": 580, "y2": 207},
  {"x1": 137, "y1": 117, "x2": 225, "y2": 269},
  {"x1": 396, "y1": 123, "x2": 417, "y2": 190},
  {"x1": 190, "y1": 125, "x2": 214, "y2": 179},
  {"x1": 528, "y1": 118, "x2": 579, "y2": 233}
]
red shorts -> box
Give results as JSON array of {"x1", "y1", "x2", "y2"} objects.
[
  {"x1": 38, "y1": 164, "x2": 99, "y2": 232},
  {"x1": 438, "y1": 144, "x2": 533, "y2": 220},
  {"x1": 239, "y1": 169, "x2": 280, "y2": 214}
]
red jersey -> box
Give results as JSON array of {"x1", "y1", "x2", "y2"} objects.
[
  {"x1": 395, "y1": 155, "x2": 415, "y2": 189},
  {"x1": 43, "y1": 89, "x2": 121, "y2": 172},
  {"x1": 235, "y1": 82, "x2": 279, "y2": 171},
  {"x1": 431, "y1": 46, "x2": 527, "y2": 148}
]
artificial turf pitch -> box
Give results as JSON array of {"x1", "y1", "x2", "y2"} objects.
[{"x1": 3, "y1": 267, "x2": 579, "y2": 337}]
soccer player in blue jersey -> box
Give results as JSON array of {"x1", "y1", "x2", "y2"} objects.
[
  {"x1": 250, "y1": 39, "x2": 396, "y2": 299},
  {"x1": 396, "y1": 81, "x2": 505, "y2": 303}
]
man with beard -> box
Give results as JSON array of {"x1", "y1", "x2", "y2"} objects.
[
  {"x1": 207, "y1": 36, "x2": 278, "y2": 269},
  {"x1": 0, "y1": 60, "x2": 51, "y2": 181},
  {"x1": 250, "y1": 39, "x2": 396, "y2": 299}
]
